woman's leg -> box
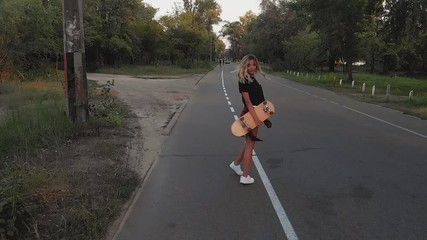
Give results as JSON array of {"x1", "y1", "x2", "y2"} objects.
[
  {"x1": 233, "y1": 145, "x2": 245, "y2": 166},
  {"x1": 242, "y1": 127, "x2": 258, "y2": 177},
  {"x1": 234, "y1": 106, "x2": 249, "y2": 166}
]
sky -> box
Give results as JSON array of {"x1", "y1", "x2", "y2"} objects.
[{"x1": 143, "y1": 0, "x2": 262, "y2": 34}]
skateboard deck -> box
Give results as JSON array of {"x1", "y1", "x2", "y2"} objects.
[{"x1": 231, "y1": 101, "x2": 275, "y2": 137}]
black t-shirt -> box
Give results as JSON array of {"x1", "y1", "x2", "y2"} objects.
[{"x1": 238, "y1": 78, "x2": 265, "y2": 106}]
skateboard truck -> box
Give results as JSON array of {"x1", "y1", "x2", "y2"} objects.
[
  {"x1": 262, "y1": 101, "x2": 274, "y2": 115},
  {"x1": 239, "y1": 117, "x2": 250, "y2": 129}
]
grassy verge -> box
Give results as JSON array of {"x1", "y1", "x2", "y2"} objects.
[
  {"x1": 0, "y1": 75, "x2": 139, "y2": 239},
  {"x1": 96, "y1": 64, "x2": 214, "y2": 76},
  {"x1": 275, "y1": 70, "x2": 427, "y2": 120}
]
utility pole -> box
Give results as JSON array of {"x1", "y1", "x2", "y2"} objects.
[{"x1": 63, "y1": 0, "x2": 89, "y2": 122}]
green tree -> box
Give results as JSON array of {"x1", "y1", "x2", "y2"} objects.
[
  {"x1": 128, "y1": 19, "x2": 167, "y2": 64},
  {"x1": 357, "y1": 14, "x2": 385, "y2": 73},
  {"x1": 83, "y1": 0, "x2": 154, "y2": 67},
  {"x1": 301, "y1": 0, "x2": 383, "y2": 81},
  {"x1": 245, "y1": 0, "x2": 305, "y2": 69},
  {"x1": 0, "y1": 0, "x2": 62, "y2": 73},
  {"x1": 0, "y1": 0, "x2": 17, "y2": 73},
  {"x1": 285, "y1": 28, "x2": 319, "y2": 71},
  {"x1": 239, "y1": 11, "x2": 258, "y2": 56},
  {"x1": 383, "y1": 0, "x2": 427, "y2": 73},
  {"x1": 221, "y1": 21, "x2": 243, "y2": 60},
  {"x1": 160, "y1": 13, "x2": 204, "y2": 67}
]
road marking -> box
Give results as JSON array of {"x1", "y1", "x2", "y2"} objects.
[
  {"x1": 343, "y1": 106, "x2": 427, "y2": 139},
  {"x1": 221, "y1": 70, "x2": 298, "y2": 240},
  {"x1": 273, "y1": 79, "x2": 427, "y2": 140},
  {"x1": 253, "y1": 154, "x2": 299, "y2": 240}
]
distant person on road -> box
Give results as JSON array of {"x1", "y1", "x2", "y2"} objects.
[{"x1": 229, "y1": 54, "x2": 272, "y2": 185}]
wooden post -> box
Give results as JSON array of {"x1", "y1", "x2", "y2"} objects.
[{"x1": 63, "y1": 0, "x2": 89, "y2": 123}]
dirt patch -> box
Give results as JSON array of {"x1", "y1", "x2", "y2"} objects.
[
  {"x1": 87, "y1": 73, "x2": 204, "y2": 177},
  {"x1": 28, "y1": 113, "x2": 142, "y2": 239}
]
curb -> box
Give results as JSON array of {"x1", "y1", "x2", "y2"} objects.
[
  {"x1": 162, "y1": 100, "x2": 188, "y2": 135},
  {"x1": 106, "y1": 151, "x2": 160, "y2": 240}
]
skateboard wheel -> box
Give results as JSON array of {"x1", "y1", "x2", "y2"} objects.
[
  {"x1": 263, "y1": 101, "x2": 267, "y2": 105},
  {"x1": 269, "y1": 111, "x2": 274, "y2": 115}
]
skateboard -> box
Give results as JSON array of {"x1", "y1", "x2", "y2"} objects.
[{"x1": 231, "y1": 101, "x2": 275, "y2": 137}]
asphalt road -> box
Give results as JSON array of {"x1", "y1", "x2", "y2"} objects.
[{"x1": 115, "y1": 65, "x2": 427, "y2": 240}]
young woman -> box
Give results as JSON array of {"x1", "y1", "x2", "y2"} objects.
[{"x1": 229, "y1": 54, "x2": 272, "y2": 184}]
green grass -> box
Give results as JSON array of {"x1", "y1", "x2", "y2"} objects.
[
  {"x1": 96, "y1": 64, "x2": 213, "y2": 76},
  {"x1": 0, "y1": 78, "x2": 139, "y2": 239},
  {"x1": 280, "y1": 71, "x2": 427, "y2": 96},
  {"x1": 276, "y1": 70, "x2": 427, "y2": 119},
  {"x1": 0, "y1": 83, "x2": 72, "y2": 157}
]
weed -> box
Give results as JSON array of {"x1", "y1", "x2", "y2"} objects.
[
  {"x1": 0, "y1": 163, "x2": 33, "y2": 240},
  {"x1": 89, "y1": 80, "x2": 124, "y2": 127}
]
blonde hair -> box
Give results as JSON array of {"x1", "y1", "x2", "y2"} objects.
[{"x1": 236, "y1": 54, "x2": 265, "y2": 83}]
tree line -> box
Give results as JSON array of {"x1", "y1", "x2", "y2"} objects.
[
  {"x1": 1, "y1": 0, "x2": 426, "y2": 81},
  {"x1": 222, "y1": 0, "x2": 427, "y2": 81},
  {"x1": 0, "y1": 0, "x2": 224, "y2": 76}
]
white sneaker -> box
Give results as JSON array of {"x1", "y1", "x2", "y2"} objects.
[
  {"x1": 240, "y1": 175, "x2": 255, "y2": 184},
  {"x1": 229, "y1": 162, "x2": 243, "y2": 176}
]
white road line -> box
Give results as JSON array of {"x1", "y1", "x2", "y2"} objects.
[
  {"x1": 227, "y1": 101, "x2": 232, "y2": 105},
  {"x1": 230, "y1": 107, "x2": 235, "y2": 112},
  {"x1": 273, "y1": 79, "x2": 427, "y2": 140},
  {"x1": 221, "y1": 70, "x2": 298, "y2": 240},
  {"x1": 253, "y1": 154, "x2": 299, "y2": 240},
  {"x1": 343, "y1": 106, "x2": 427, "y2": 140}
]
